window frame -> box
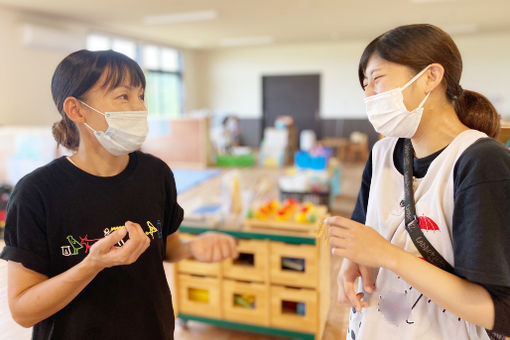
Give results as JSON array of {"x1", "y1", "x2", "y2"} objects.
[{"x1": 86, "y1": 32, "x2": 184, "y2": 117}]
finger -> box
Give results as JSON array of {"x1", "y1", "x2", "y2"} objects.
[
  {"x1": 337, "y1": 271, "x2": 350, "y2": 305},
  {"x1": 337, "y1": 277, "x2": 348, "y2": 304},
  {"x1": 325, "y1": 216, "x2": 358, "y2": 230},
  {"x1": 343, "y1": 278, "x2": 362, "y2": 312},
  {"x1": 125, "y1": 221, "x2": 150, "y2": 249},
  {"x1": 329, "y1": 238, "x2": 348, "y2": 251},
  {"x1": 360, "y1": 266, "x2": 376, "y2": 294},
  {"x1": 328, "y1": 226, "x2": 351, "y2": 238},
  {"x1": 125, "y1": 221, "x2": 143, "y2": 239},
  {"x1": 331, "y1": 246, "x2": 348, "y2": 258},
  {"x1": 97, "y1": 227, "x2": 128, "y2": 251},
  {"x1": 227, "y1": 236, "x2": 239, "y2": 258},
  {"x1": 212, "y1": 242, "x2": 222, "y2": 262},
  {"x1": 356, "y1": 292, "x2": 366, "y2": 311},
  {"x1": 219, "y1": 238, "x2": 232, "y2": 260},
  {"x1": 121, "y1": 221, "x2": 150, "y2": 262}
]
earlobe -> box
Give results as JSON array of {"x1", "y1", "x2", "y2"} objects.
[{"x1": 63, "y1": 97, "x2": 85, "y2": 124}]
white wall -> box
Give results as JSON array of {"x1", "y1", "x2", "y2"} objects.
[
  {"x1": 456, "y1": 32, "x2": 510, "y2": 116},
  {"x1": 194, "y1": 32, "x2": 510, "y2": 119},
  {"x1": 0, "y1": 7, "x2": 201, "y2": 126},
  {"x1": 193, "y1": 40, "x2": 368, "y2": 119},
  {"x1": 0, "y1": 8, "x2": 86, "y2": 126},
  {"x1": 2, "y1": 4, "x2": 509, "y2": 125}
]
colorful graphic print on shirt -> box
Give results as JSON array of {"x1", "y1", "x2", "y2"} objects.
[{"x1": 60, "y1": 219, "x2": 162, "y2": 257}]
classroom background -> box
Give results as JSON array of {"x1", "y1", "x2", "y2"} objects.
[{"x1": 1, "y1": 1, "x2": 510, "y2": 339}]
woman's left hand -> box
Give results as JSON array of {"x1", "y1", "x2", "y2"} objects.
[
  {"x1": 190, "y1": 232, "x2": 239, "y2": 263},
  {"x1": 326, "y1": 216, "x2": 399, "y2": 269}
]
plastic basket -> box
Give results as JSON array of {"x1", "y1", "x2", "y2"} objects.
[{"x1": 216, "y1": 154, "x2": 256, "y2": 167}]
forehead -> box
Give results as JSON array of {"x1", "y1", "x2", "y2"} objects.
[
  {"x1": 94, "y1": 65, "x2": 144, "y2": 93},
  {"x1": 364, "y1": 54, "x2": 415, "y2": 79}
]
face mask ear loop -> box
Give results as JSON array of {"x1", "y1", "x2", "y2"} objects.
[
  {"x1": 79, "y1": 100, "x2": 108, "y2": 134},
  {"x1": 417, "y1": 91, "x2": 431, "y2": 109},
  {"x1": 79, "y1": 100, "x2": 106, "y2": 117},
  {"x1": 83, "y1": 122, "x2": 97, "y2": 134},
  {"x1": 401, "y1": 65, "x2": 431, "y2": 91}
]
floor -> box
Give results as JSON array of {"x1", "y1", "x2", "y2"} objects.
[{"x1": 0, "y1": 162, "x2": 364, "y2": 340}]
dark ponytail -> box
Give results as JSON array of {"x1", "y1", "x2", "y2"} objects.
[
  {"x1": 358, "y1": 24, "x2": 500, "y2": 137},
  {"x1": 52, "y1": 116, "x2": 80, "y2": 150},
  {"x1": 51, "y1": 49, "x2": 146, "y2": 151},
  {"x1": 454, "y1": 89, "x2": 500, "y2": 138}
]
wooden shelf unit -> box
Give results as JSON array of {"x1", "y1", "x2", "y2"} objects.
[{"x1": 173, "y1": 224, "x2": 331, "y2": 340}]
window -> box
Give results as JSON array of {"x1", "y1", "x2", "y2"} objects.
[
  {"x1": 142, "y1": 45, "x2": 182, "y2": 118},
  {"x1": 86, "y1": 34, "x2": 183, "y2": 117}
]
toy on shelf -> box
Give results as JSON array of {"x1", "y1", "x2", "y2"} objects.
[
  {"x1": 188, "y1": 288, "x2": 210, "y2": 303},
  {"x1": 233, "y1": 294, "x2": 256, "y2": 309},
  {"x1": 244, "y1": 198, "x2": 327, "y2": 233}
]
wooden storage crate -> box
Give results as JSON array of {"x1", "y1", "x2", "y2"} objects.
[
  {"x1": 177, "y1": 274, "x2": 221, "y2": 318},
  {"x1": 174, "y1": 222, "x2": 331, "y2": 339},
  {"x1": 177, "y1": 233, "x2": 221, "y2": 277},
  {"x1": 222, "y1": 279, "x2": 269, "y2": 326},
  {"x1": 269, "y1": 242, "x2": 318, "y2": 288},
  {"x1": 244, "y1": 206, "x2": 328, "y2": 234},
  {"x1": 270, "y1": 285, "x2": 318, "y2": 332},
  {"x1": 223, "y1": 239, "x2": 269, "y2": 283}
]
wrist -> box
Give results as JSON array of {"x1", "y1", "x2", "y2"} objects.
[
  {"x1": 182, "y1": 239, "x2": 193, "y2": 260},
  {"x1": 384, "y1": 244, "x2": 407, "y2": 273},
  {"x1": 80, "y1": 256, "x2": 104, "y2": 276}
]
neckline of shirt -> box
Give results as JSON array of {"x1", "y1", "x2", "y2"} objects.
[{"x1": 60, "y1": 152, "x2": 138, "y2": 183}]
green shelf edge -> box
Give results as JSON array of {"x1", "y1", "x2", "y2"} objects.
[
  {"x1": 178, "y1": 314, "x2": 315, "y2": 340},
  {"x1": 179, "y1": 226, "x2": 316, "y2": 245}
]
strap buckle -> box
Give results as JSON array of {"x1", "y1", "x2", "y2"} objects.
[{"x1": 406, "y1": 215, "x2": 419, "y2": 229}]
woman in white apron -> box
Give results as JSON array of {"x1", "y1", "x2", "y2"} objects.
[{"x1": 327, "y1": 24, "x2": 510, "y2": 340}]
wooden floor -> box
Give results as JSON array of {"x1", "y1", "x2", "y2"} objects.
[{"x1": 0, "y1": 162, "x2": 365, "y2": 340}]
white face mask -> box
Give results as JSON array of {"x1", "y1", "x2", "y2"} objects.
[
  {"x1": 79, "y1": 101, "x2": 149, "y2": 156},
  {"x1": 364, "y1": 65, "x2": 431, "y2": 138}
]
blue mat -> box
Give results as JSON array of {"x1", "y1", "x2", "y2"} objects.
[{"x1": 173, "y1": 169, "x2": 221, "y2": 194}]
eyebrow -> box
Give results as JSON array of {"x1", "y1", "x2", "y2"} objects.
[
  {"x1": 110, "y1": 85, "x2": 144, "y2": 93},
  {"x1": 369, "y1": 68, "x2": 382, "y2": 77}
]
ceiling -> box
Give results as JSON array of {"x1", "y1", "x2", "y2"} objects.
[{"x1": 1, "y1": 0, "x2": 510, "y2": 49}]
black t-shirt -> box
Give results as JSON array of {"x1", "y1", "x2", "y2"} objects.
[
  {"x1": 0, "y1": 151, "x2": 184, "y2": 340},
  {"x1": 351, "y1": 137, "x2": 510, "y2": 334}
]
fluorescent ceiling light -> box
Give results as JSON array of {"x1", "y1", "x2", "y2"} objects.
[
  {"x1": 144, "y1": 10, "x2": 217, "y2": 25},
  {"x1": 220, "y1": 36, "x2": 275, "y2": 47},
  {"x1": 442, "y1": 23, "x2": 478, "y2": 34}
]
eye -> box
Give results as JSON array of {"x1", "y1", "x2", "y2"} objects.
[
  {"x1": 139, "y1": 93, "x2": 145, "y2": 101},
  {"x1": 117, "y1": 94, "x2": 128, "y2": 100}
]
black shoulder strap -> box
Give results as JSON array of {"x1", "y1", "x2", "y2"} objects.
[{"x1": 403, "y1": 139, "x2": 455, "y2": 274}]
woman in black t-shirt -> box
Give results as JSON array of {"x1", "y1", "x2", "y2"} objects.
[{"x1": 0, "y1": 49, "x2": 238, "y2": 339}]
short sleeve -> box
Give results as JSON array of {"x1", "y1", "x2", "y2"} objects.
[
  {"x1": 0, "y1": 176, "x2": 50, "y2": 276},
  {"x1": 452, "y1": 138, "x2": 510, "y2": 287},
  {"x1": 351, "y1": 151, "x2": 372, "y2": 224},
  {"x1": 163, "y1": 169, "x2": 184, "y2": 238}
]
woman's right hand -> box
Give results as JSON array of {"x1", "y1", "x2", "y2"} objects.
[
  {"x1": 337, "y1": 258, "x2": 376, "y2": 312},
  {"x1": 85, "y1": 221, "x2": 150, "y2": 270}
]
